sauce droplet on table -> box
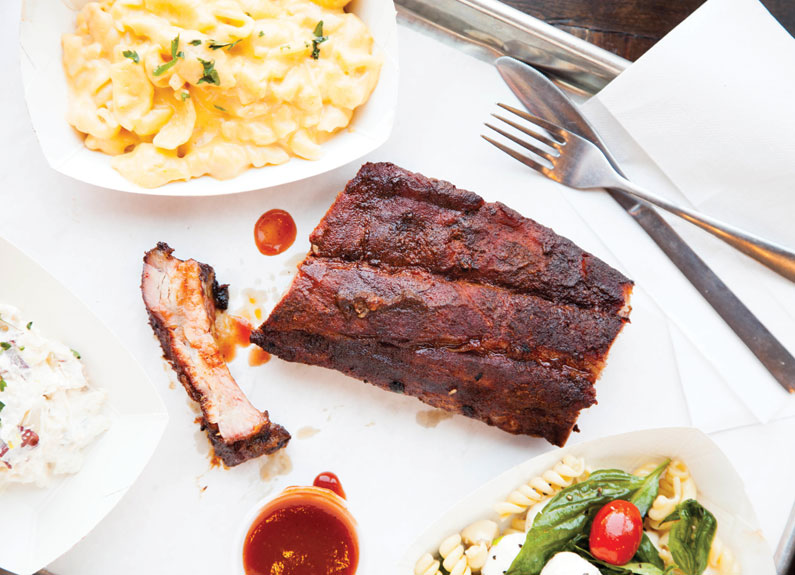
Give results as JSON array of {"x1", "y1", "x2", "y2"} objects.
[
  {"x1": 313, "y1": 471, "x2": 346, "y2": 499},
  {"x1": 254, "y1": 209, "x2": 297, "y2": 256},
  {"x1": 248, "y1": 347, "x2": 271, "y2": 366}
]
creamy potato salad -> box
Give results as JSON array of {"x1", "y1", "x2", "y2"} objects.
[{"x1": 0, "y1": 304, "x2": 109, "y2": 489}]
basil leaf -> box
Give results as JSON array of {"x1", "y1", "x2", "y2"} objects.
[
  {"x1": 634, "y1": 533, "x2": 665, "y2": 569},
  {"x1": 564, "y1": 539, "x2": 667, "y2": 575},
  {"x1": 621, "y1": 563, "x2": 668, "y2": 575},
  {"x1": 0, "y1": 342, "x2": 10, "y2": 350},
  {"x1": 507, "y1": 469, "x2": 645, "y2": 575},
  {"x1": 630, "y1": 459, "x2": 670, "y2": 517},
  {"x1": 0, "y1": 400, "x2": 5, "y2": 413},
  {"x1": 667, "y1": 499, "x2": 717, "y2": 575},
  {"x1": 0, "y1": 378, "x2": 6, "y2": 392}
]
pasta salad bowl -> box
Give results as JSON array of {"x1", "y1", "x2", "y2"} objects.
[
  {"x1": 400, "y1": 427, "x2": 775, "y2": 575},
  {"x1": 19, "y1": 0, "x2": 398, "y2": 196}
]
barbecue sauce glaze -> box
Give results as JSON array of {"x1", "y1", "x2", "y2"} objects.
[
  {"x1": 243, "y1": 473, "x2": 358, "y2": 575},
  {"x1": 254, "y1": 209, "x2": 297, "y2": 256}
]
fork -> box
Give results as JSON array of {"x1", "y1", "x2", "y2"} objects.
[{"x1": 483, "y1": 103, "x2": 795, "y2": 283}]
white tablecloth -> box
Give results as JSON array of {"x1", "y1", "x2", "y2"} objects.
[{"x1": 2, "y1": 1, "x2": 794, "y2": 573}]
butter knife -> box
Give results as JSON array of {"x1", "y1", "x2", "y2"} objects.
[{"x1": 495, "y1": 56, "x2": 795, "y2": 392}]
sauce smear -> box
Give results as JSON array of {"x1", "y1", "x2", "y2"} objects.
[
  {"x1": 216, "y1": 315, "x2": 252, "y2": 362},
  {"x1": 248, "y1": 347, "x2": 271, "y2": 366},
  {"x1": 254, "y1": 209, "x2": 297, "y2": 256},
  {"x1": 313, "y1": 471, "x2": 346, "y2": 499},
  {"x1": 243, "y1": 474, "x2": 357, "y2": 575}
]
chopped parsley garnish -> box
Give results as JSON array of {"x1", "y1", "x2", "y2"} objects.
[
  {"x1": 208, "y1": 38, "x2": 241, "y2": 51},
  {"x1": 189, "y1": 39, "x2": 202, "y2": 46},
  {"x1": 71, "y1": 349, "x2": 81, "y2": 359},
  {"x1": 26, "y1": 321, "x2": 32, "y2": 330},
  {"x1": 122, "y1": 50, "x2": 140, "y2": 63},
  {"x1": 259, "y1": 31, "x2": 265, "y2": 37},
  {"x1": 0, "y1": 378, "x2": 6, "y2": 392},
  {"x1": 0, "y1": 342, "x2": 11, "y2": 351},
  {"x1": 197, "y1": 58, "x2": 220, "y2": 85},
  {"x1": 311, "y1": 20, "x2": 328, "y2": 60},
  {"x1": 18, "y1": 346, "x2": 24, "y2": 351},
  {"x1": 153, "y1": 35, "x2": 184, "y2": 76},
  {"x1": 0, "y1": 400, "x2": 4, "y2": 414},
  {"x1": 213, "y1": 105, "x2": 228, "y2": 112},
  {"x1": 181, "y1": 92, "x2": 190, "y2": 101}
]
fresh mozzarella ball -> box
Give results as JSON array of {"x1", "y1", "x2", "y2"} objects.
[
  {"x1": 481, "y1": 533, "x2": 526, "y2": 575},
  {"x1": 524, "y1": 499, "x2": 550, "y2": 531},
  {"x1": 539, "y1": 552, "x2": 601, "y2": 575}
]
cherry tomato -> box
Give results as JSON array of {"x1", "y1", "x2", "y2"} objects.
[{"x1": 589, "y1": 500, "x2": 644, "y2": 565}]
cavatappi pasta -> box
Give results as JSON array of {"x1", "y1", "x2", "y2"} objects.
[
  {"x1": 415, "y1": 457, "x2": 739, "y2": 575},
  {"x1": 62, "y1": 0, "x2": 382, "y2": 188}
]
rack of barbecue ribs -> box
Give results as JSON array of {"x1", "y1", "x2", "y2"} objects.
[
  {"x1": 142, "y1": 243, "x2": 290, "y2": 465},
  {"x1": 251, "y1": 163, "x2": 632, "y2": 446}
]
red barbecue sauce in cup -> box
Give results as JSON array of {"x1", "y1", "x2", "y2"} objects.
[{"x1": 243, "y1": 472, "x2": 358, "y2": 575}]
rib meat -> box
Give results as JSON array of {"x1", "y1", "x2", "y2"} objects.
[
  {"x1": 252, "y1": 163, "x2": 633, "y2": 445},
  {"x1": 142, "y1": 243, "x2": 289, "y2": 466}
]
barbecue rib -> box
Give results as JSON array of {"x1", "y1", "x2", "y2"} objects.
[
  {"x1": 142, "y1": 243, "x2": 289, "y2": 466},
  {"x1": 252, "y1": 163, "x2": 633, "y2": 445}
]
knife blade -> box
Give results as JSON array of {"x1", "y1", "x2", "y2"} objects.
[{"x1": 496, "y1": 56, "x2": 795, "y2": 394}]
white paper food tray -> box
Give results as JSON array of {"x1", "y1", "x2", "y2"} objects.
[
  {"x1": 399, "y1": 427, "x2": 775, "y2": 575},
  {"x1": 0, "y1": 236, "x2": 169, "y2": 575},
  {"x1": 19, "y1": 0, "x2": 399, "y2": 196}
]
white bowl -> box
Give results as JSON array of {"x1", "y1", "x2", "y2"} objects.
[
  {"x1": 399, "y1": 427, "x2": 776, "y2": 575},
  {"x1": 0, "y1": 236, "x2": 169, "y2": 575},
  {"x1": 18, "y1": 0, "x2": 398, "y2": 196},
  {"x1": 232, "y1": 484, "x2": 360, "y2": 575}
]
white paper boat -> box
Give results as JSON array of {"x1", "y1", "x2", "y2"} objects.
[
  {"x1": 399, "y1": 427, "x2": 775, "y2": 575},
  {"x1": 18, "y1": 0, "x2": 399, "y2": 196},
  {"x1": 0, "y1": 236, "x2": 169, "y2": 575}
]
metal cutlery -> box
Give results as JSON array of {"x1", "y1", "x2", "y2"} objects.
[{"x1": 483, "y1": 103, "x2": 795, "y2": 284}]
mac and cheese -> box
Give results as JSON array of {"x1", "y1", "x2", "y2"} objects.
[{"x1": 62, "y1": 0, "x2": 382, "y2": 188}]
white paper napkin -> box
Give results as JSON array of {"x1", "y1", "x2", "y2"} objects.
[{"x1": 563, "y1": 0, "x2": 795, "y2": 427}]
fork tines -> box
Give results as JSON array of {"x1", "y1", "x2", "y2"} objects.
[{"x1": 482, "y1": 103, "x2": 564, "y2": 175}]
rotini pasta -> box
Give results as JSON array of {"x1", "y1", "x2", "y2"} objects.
[
  {"x1": 647, "y1": 460, "x2": 698, "y2": 530},
  {"x1": 416, "y1": 456, "x2": 740, "y2": 575},
  {"x1": 414, "y1": 552, "x2": 441, "y2": 575},
  {"x1": 439, "y1": 534, "x2": 472, "y2": 575},
  {"x1": 62, "y1": 0, "x2": 382, "y2": 187},
  {"x1": 709, "y1": 536, "x2": 740, "y2": 575},
  {"x1": 493, "y1": 455, "x2": 587, "y2": 517}
]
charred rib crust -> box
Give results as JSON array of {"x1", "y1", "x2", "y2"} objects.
[
  {"x1": 253, "y1": 163, "x2": 632, "y2": 446},
  {"x1": 205, "y1": 419, "x2": 290, "y2": 467},
  {"x1": 252, "y1": 329, "x2": 594, "y2": 446},
  {"x1": 142, "y1": 243, "x2": 290, "y2": 466},
  {"x1": 310, "y1": 162, "x2": 633, "y2": 314}
]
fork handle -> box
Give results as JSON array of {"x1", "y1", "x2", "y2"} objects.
[{"x1": 613, "y1": 178, "x2": 795, "y2": 283}]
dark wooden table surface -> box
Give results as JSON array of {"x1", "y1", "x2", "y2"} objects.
[{"x1": 502, "y1": 0, "x2": 794, "y2": 61}]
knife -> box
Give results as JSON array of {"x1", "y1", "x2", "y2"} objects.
[{"x1": 495, "y1": 56, "x2": 795, "y2": 394}]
